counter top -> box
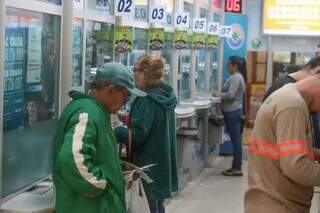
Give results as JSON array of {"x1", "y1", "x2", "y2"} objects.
[
  {"x1": 175, "y1": 106, "x2": 196, "y2": 118},
  {"x1": 180, "y1": 99, "x2": 212, "y2": 110}
]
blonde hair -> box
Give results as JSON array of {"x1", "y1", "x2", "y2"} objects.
[{"x1": 134, "y1": 54, "x2": 165, "y2": 87}]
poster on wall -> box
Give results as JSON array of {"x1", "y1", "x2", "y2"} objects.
[
  {"x1": 174, "y1": 31, "x2": 188, "y2": 49},
  {"x1": 114, "y1": 26, "x2": 133, "y2": 53},
  {"x1": 222, "y1": 14, "x2": 248, "y2": 78},
  {"x1": 149, "y1": 28, "x2": 164, "y2": 50},
  {"x1": 27, "y1": 26, "x2": 42, "y2": 92},
  {"x1": 192, "y1": 33, "x2": 206, "y2": 49},
  {"x1": 263, "y1": 0, "x2": 320, "y2": 36},
  {"x1": 207, "y1": 35, "x2": 219, "y2": 49},
  {"x1": 4, "y1": 27, "x2": 27, "y2": 131}
]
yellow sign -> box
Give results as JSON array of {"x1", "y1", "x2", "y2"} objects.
[{"x1": 263, "y1": 0, "x2": 320, "y2": 35}]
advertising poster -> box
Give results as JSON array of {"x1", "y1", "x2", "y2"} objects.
[
  {"x1": 222, "y1": 14, "x2": 248, "y2": 78},
  {"x1": 263, "y1": 0, "x2": 320, "y2": 36},
  {"x1": 192, "y1": 33, "x2": 206, "y2": 49},
  {"x1": 149, "y1": 28, "x2": 164, "y2": 50},
  {"x1": 114, "y1": 26, "x2": 133, "y2": 53},
  {"x1": 27, "y1": 26, "x2": 42, "y2": 91},
  {"x1": 207, "y1": 35, "x2": 219, "y2": 49},
  {"x1": 174, "y1": 31, "x2": 188, "y2": 49},
  {"x1": 4, "y1": 27, "x2": 27, "y2": 131}
]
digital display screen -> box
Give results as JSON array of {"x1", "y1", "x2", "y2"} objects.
[
  {"x1": 263, "y1": 0, "x2": 320, "y2": 36},
  {"x1": 225, "y1": 0, "x2": 242, "y2": 13}
]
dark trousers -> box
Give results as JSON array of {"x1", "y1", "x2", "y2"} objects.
[
  {"x1": 223, "y1": 108, "x2": 243, "y2": 170},
  {"x1": 148, "y1": 199, "x2": 165, "y2": 213}
]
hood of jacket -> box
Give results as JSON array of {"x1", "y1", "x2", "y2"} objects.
[{"x1": 144, "y1": 83, "x2": 177, "y2": 109}]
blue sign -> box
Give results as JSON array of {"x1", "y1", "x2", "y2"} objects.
[
  {"x1": 4, "y1": 27, "x2": 27, "y2": 131},
  {"x1": 222, "y1": 14, "x2": 248, "y2": 79}
]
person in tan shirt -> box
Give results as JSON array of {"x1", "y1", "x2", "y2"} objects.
[{"x1": 245, "y1": 75, "x2": 320, "y2": 213}]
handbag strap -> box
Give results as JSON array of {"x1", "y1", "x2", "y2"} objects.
[{"x1": 128, "y1": 129, "x2": 132, "y2": 161}]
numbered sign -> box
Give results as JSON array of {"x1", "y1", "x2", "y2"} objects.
[
  {"x1": 219, "y1": 25, "x2": 232, "y2": 37},
  {"x1": 149, "y1": 5, "x2": 166, "y2": 24},
  {"x1": 115, "y1": 0, "x2": 134, "y2": 16},
  {"x1": 193, "y1": 18, "x2": 207, "y2": 33},
  {"x1": 207, "y1": 22, "x2": 220, "y2": 35},
  {"x1": 174, "y1": 12, "x2": 190, "y2": 28}
]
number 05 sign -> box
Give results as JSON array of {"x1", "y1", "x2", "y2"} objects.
[{"x1": 115, "y1": 0, "x2": 134, "y2": 16}]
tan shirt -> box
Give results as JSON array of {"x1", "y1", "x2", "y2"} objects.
[{"x1": 244, "y1": 83, "x2": 320, "y2": 213}]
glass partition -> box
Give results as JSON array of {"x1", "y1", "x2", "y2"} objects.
[
  {"x1": 87, "y1": 0, "x2": 113, "y2": 14},
  {"x1": 3, "y1": 8, "x2": 61, "y2": 198},
  {"x1": 72, "y1": 19, "x2": 83, "y2": 86},
  {"x1": 196, "y1": 49, "x2": 206, "y2": 95},
  {"x1": 135, "y1": 0, "x2": 148, "y2": 22},
  {"x1": 85, "y1": 21, "x2": 114, "y2": 92},
  {"x1": 179, "y1": 49, "x2": 192, "y2": 101},
  {"x1": 159, "y1": 0, "x2": 174, "y2": 26},
  {"x1": 162, "y1": 32, "x2": 174, "y2": 85},
  {"x1": 209, "y1": 48, "x2": 219, "y2": 94},
  {"x1": 183, "y1": 2, "x2": 193, "y2": 29},
  {"x1": 37, "y1": 0, "x2": 61, "y2": 5}
]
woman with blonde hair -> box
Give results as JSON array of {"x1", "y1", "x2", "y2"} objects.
[{"x1": 115, "y1": 54, "x2": 178, "y2": 213}]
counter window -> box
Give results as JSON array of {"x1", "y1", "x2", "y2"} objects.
[
  {"x1": 85, "y1": 22, "x2": 114, "y2": 92},
  {"x1": 3, "y1": 8, "x2": 61, "y2": 198}
]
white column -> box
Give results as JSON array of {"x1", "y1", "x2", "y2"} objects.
[
  {"x1": 172, "y1": 0, "x2": 184, "y2": 97},
  {"x1": 0, "y1": 0, "x2": 5, "y2": 201},
  {"x1": 190, "y1": 1, "x2": 199, "y2": 98},
  {"x1": 59, "y1": 0, "x2": 74, "y2": 113}
]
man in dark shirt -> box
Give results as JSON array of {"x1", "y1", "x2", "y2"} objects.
[{"x1": 263, "y1": 56, "x2": 320, "y2": 148}]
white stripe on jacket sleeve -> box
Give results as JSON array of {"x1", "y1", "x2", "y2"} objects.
[{"x1": 72, "y1": 113, "x2": 107, "y2": 190}]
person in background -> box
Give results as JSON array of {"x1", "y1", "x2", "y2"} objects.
[
  {"x1": 52, "y1": 63, "x2": 146, "y2": 213},
  {"x1": 220, "y1": 56, "x2": 246, "y2": 176},
  {"x1": 245, "y1": 75, "x2": 320, "y2": 213},
  {"x1": 263, "y1": 56, "x2": 320, "y2": 149},
  {"x1": 114, "y1": 54, "x2": 178, "y2": 213}
]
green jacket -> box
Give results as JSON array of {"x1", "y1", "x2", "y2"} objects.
[
  {"x1": 53, "y1": 91, "x2": 125, "y2": 213},
  {"x1": 116, "y1": 83, "x2": 178, "y2": 200}
]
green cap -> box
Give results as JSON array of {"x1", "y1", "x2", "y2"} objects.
[{"x1": 94, "y1": 63, "x2": 146, "y2": 97}]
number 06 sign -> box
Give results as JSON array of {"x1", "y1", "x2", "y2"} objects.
[{"x1": 115, "y1": 0, "x2": 134, "y2": 16}]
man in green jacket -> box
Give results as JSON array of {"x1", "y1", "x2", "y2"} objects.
[{"x1": 52, "y1": 63, "x2": 146, "y2": 213}]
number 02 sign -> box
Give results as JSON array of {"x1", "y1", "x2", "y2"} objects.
[{"x1": 115, "y1": 0, "x2": 134, "y2": 16}]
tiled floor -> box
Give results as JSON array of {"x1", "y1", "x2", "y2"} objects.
[{"x1": 166, "y1": 156, "x2": 319, "y2": 213}]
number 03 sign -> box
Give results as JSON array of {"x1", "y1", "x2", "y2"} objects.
[
  {"x1": 115, "y1": 0, "x2": 134, "y2": 16},
  {"x1": 149, "y1": 5, "x2": 166, "y2": 24}
]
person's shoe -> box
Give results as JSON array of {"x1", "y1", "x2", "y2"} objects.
[{"x1": 222, "y1": 168, "x2": 243, "y2": 176}]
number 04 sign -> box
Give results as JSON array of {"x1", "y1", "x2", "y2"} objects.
[
  {"x1": 115, "y1": 0, "x2": 134, "y2": 16},
  {"x1": 174, "y1": 12, "x2": 190, "y2": 28}
]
